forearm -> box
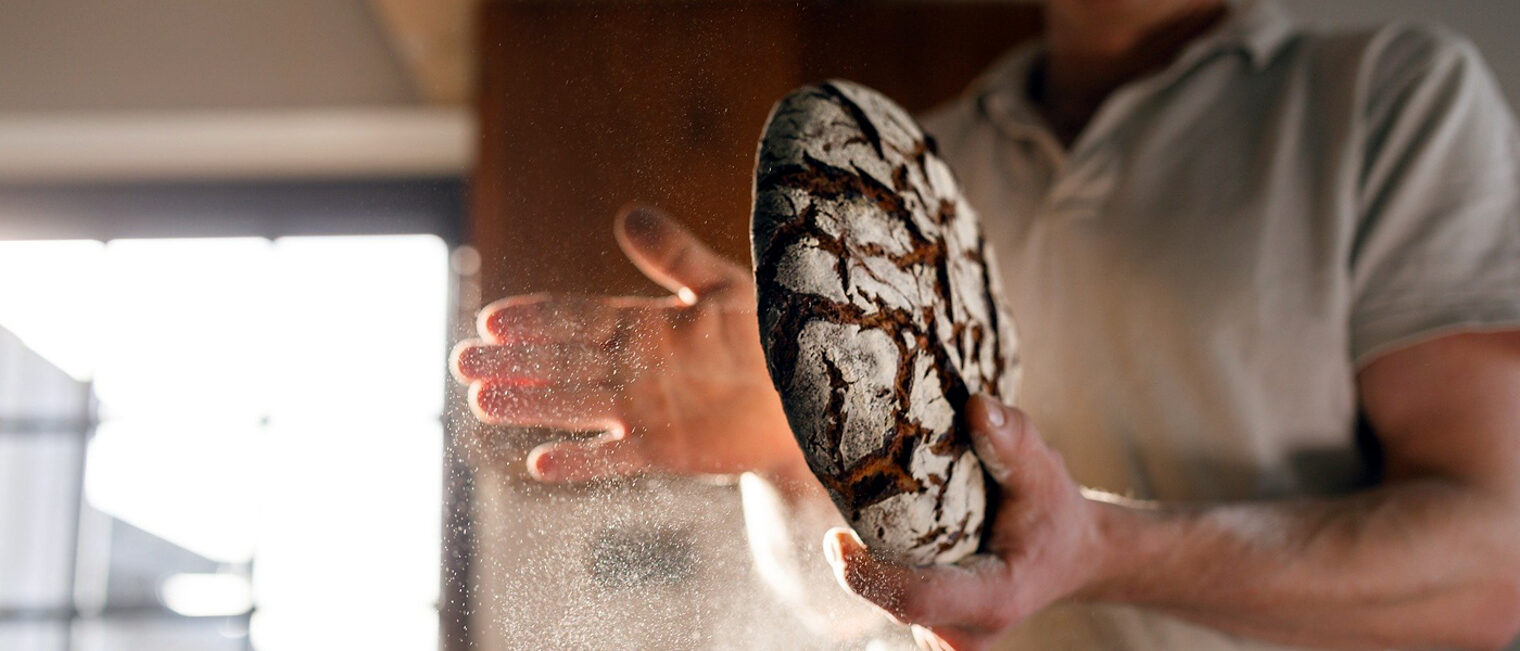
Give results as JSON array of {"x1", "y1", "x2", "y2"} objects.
[{"x1": 1090, "y1": 479, "x2": 1520, "y2": 649}]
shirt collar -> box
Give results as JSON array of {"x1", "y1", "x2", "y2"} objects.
[
  {"x1": 971, "y1": 0, "x2": 1296, "y2": 137},
  {"x1": 1211, "y1": 0, "x2": 1295, "y2": 71}
]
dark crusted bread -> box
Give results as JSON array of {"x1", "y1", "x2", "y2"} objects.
[{"x1": 751, "y1": 80, "x2": 1018, "y2": 565}]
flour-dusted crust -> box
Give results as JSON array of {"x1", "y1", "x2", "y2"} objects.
[{"x1": 751, "y1": 80, "x2": 1018, "y2": 565}]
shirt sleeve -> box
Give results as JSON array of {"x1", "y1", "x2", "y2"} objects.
[{"x1": 1350, "y1": 25, "x2": 1520, "y2": 367}]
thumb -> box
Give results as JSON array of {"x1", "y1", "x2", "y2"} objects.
[
  {"x1": 965, "y1": 394, "x2": 1034, "y2": 486},
  {"x1": 614, "y1": 205, "x2": 744, "y2": 300}
]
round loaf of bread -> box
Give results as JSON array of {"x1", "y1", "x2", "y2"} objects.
[{"x1": 750, "y1": 80, "x2": 1018, "y2": 565}]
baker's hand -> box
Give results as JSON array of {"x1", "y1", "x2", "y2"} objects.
[
  {"x1": 823, "y1": 395, "x2": 1110, "y2": 650},
  {"x1": 451, "y1": 206, "x2": 808, "y2": 483}
]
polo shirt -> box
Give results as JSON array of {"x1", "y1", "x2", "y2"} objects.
[{"x1": 920, "y1": 1, "x2": 1520, "y2": 647}]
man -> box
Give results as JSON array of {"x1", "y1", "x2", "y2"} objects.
[{"x1": 453, "y1": 0, "x2": 1520, "y2": 648}]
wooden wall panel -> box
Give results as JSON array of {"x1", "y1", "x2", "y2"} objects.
[
  {"x1": 473, "y1": 2, "x2": 1042, "y2": 299},
  {"x1": 475, "y1": 3, "x2": 795, "y2": 298}
]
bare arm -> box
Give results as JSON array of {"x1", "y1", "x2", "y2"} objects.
[
  {"x1": 1091, "y1": 331, "x2": 1520, "y2": 648},
  {"x1": 829, "y1": 331, "x2": 1520, "y2": 650}
]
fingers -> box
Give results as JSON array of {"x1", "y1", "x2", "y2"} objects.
[
  {"x1": 526, "y1": 435, "x2": 647, "y2": 482},
  {"x1": 468, "y1": 381, "x2": 618, "y2": 430},
  {"x1": 477, "y1": 294, "x2": 625, "y2": 345},
  {"x1": 461, "y1": 295, "x2": 675, "y2": 389},
  {"x1": 823, "y1": 528, "x2": 1012, "y2": 632},
  {"x1": 614, "y1": 205, "x2": 745, "y2": 298},
  {"x1": 470, "y1": 380, "x2": 654, "y2": 482},
  {"x1": 966, "y1": 394, "x2": 1034, "y2": 486},
  {"x1": 911, "y1": 626, "x2": 949, "y2": 651},
  {"x1": 451, "y1": 339, "x2": 612, "y2": 385},
  {"x1": 913, "y1": 625, "x2": 991, "y2": 651}
]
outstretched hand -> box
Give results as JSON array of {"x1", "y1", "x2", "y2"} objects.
[
  {"x1": 451, "y1": 206, "x2": 808, "y2": 483},
  {"x1": 823, "y1": 396, "x2": 1114, "y2": 650}
]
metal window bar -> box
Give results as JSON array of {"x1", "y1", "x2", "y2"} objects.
[{"x1": 439, "y1": 246, "x2": 481, "y2": 651}]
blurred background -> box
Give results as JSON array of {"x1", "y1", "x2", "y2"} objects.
[
  {"x1": 0, "y1": 2, "x2": 466, "y2": 650},
  {"x1": 0, "y1": 2, "x2": 1515, "y2": 650}
]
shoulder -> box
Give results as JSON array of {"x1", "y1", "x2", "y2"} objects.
[
  {"x1": 1262, "y1": 20, "x2": 1510, "y2": 158},
  {"x1": 1299, "y1": 22, "x2": 1500, "y2": 120},
  {"x1": 1363, "y1": 23, "x2": 1486, "y2": 79},
  {"x1": 1253, "y1": 18, "x2": 1491, "y2": 90},
  {"x1": 1284, "y1": 19, "x2": 1483, "y2": 72},
  {"x1": 1359, "y1": 23, "x2": 1495, "y2": 111}
]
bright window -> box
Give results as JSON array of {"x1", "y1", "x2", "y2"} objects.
[{"x1": 0, "y1": 234, "x2": 448, "y2": 651}]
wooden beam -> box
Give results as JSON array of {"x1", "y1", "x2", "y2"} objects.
[{"x1": 367, "y1": 0, "x2": 476, "y2": 104}]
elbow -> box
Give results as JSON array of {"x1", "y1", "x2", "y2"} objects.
[
  {"x1": 1445, "y1": 484, "x2": 1520, "y2": 649},
  {"x1": 1456, "y1": 561, "x2": 1520, "y2": 650},
  {"x1": 1477, "y1": 584, "x2": 1520, "y2": 650},
  {"x1": 1474, "y1": 515, "x2": 1520, "y2": 649},
  {"x1": 1428, "y1": 512, "x2": 1520, "y2": 650},
  {"x1": 1461, "y1": 614, "x2": 1520, "y2": 650}
]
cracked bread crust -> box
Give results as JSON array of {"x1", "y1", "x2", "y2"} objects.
[{"x1": 751, "y1": 80, "x2": 1018, "y2": 565}]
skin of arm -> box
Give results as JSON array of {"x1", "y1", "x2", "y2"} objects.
[{"x1": 826, "y1": 330, "x2": 1520, "y2": 650}]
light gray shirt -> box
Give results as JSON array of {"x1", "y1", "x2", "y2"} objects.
[{"x1": 921, "y1": 1, "x2": 1520, "y2": 648}]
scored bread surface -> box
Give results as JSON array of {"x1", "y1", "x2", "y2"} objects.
[{"x1": 751, "y1": 80, "x2": 1017, "y2": 565}]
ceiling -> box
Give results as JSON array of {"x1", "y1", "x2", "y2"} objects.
[
  {"x1": 0, "y1": 0, "x2": 472, "y2": 113},
  {"x1": 2, "y1": 0, "x2": 1515, "y2": 114},
  {"x1": 0, "y1": 0, "x2": 475, "y2": 180}
]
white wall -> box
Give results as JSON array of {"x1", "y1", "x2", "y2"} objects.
[{"x1": 1277, "y1": 1, "x2": 1520, "y2": 111}]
